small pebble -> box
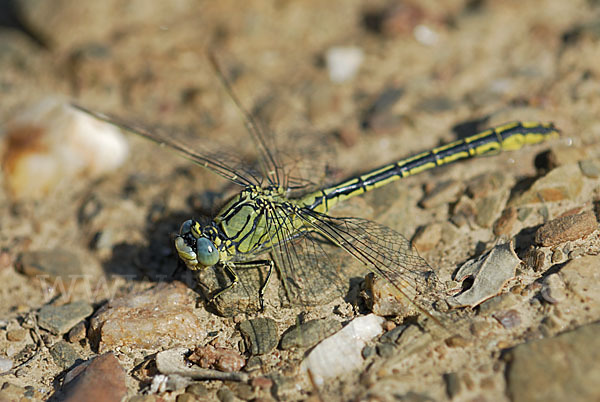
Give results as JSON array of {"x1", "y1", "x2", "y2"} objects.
[
  {"x1": 17, "y1": 249, "x2": 85, "y2": 280},
  {"x1": 362, "y1": 345, "x2": 375, "y2": 359},
  {"x1": 448, "y1": 243, "x2": 520, "y2": 308},
  {"x1": 493, "y1": 309, "x2": 521, "y2": 329},
  {"x1": 238, "y1": 317, "x2": 278, "y2": 355},
  {"x1": 475, "y1": 194, "x2": 507, "y2": 228},
  {"x1": 6, "y1": 329, "x2": 27, "y2": 342},
  {"x1": 0, "y1": 358, "x2": 13, "y2": 374},
  {"x1": 380, "y1": 325, "x2": 406, "y2": 343},
  {"x1": 522, "y1": 247, "x2": 547, "y2": 272},
  {"x1": 444, "y1": 372, "x2": 461, "y2": 398},
  {"x1": 279, "y1": 319, "x2": 341, "y2": 350},
  {"x1": 420, "y1": 180, "x2": 464, "y2": 209},
  {"x1": 216, "y1": 386, "x2": 235, "y2": 402},
  {"x1": 444, "y1": 335, "x2": 471, "y2": 348},
  {"x1": 325, "y1": 46, "x2": 364, "y2": 83},
  {"x1": 49, "y1": 340, "x2": 80, "y2": 369},
  {"x1": 251, "y1": 376, "x2": 273, "y2": 390},
  {"x1": 186, "y1": 383, "x2": 209, "y2": 398},
  {"x1": 467, "y1": 172, "x2": 508, "y2": 199},
  {"x1": 176, "y1": 393, "x2": 198, "y2": 402},
  {"x1": 67, "y1": 321, "x2": 87, "y2": 343},
  {"x1": 535, "y1": 210, "x2": 597, "y2": 246},
  {"x1": 38, "y1": 300, "x2": 94, "y2": 335},
  {"x1": 509, "y1": 164, "x2": 583, "y2": 206},
  {"x1": 494, "y1": 207, "x2": 518, "y2": 236},
  {"x1": 188, "y1": 345, "x2": 245, "y2": 372},
  {"x1": 541, "y1": 274, "x2": 567, "y2": 304},
  {"x1": 506, "y1": 323, "x2": 600, "y2": 401},
  {"x1": 376, "y1": 342, "x2": 396, "y2": 358},
  {"x1": 579, "y1": 158, "x2": 600, "y2": 178},
  {"x1": 412, "y1": 223, "x2": 442, "y2": 252},
  {"x1": 2, "y1": 98, "x2": 128, "y2": 199}
]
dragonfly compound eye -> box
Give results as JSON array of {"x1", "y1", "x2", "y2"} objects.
[
  {"x1": 196, "y1": 237, "x2": 220, "y2": 267},
  {"x1": 179, "y1": 219, "x2": 193, "y2": 235}
]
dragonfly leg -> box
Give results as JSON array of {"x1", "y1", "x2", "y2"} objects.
[{"x1": 211, "y1": 260, "x2": 274, "y2": 311}]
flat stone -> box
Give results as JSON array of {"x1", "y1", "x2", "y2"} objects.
[
  {"x1": 280, "y1": 319, "x2": 342, "y2": 350},
  {"x1": 50, "y1": 340, "x2": 80, "y2": 369},
  {"x1": 412, "y1": 223, "x2": 442, "y2": 252},
  {"x1": 17, "y1": 249, "x2": 84, "y2": 279},
  {"x1": 420, "y1": 180, "x2": 464, "y2": 209},
  {"x1": 38, "y1": 300, "x2": 94, "y2": 335},
  {"x1": 238, "y1": 317, "x2": 278, "y2": 355},
  {"x1": 466, "y1": 172, "x2": 509, "y2": 199},
  {"x1": 176, "y1": 393, "x2": 199, "y2": 402},
  {"x1": 67, "y1": 321, "x2": 87, "y2": 343},
  {"x1": 534, "y1": 210, "x2": 597, "y2": 246},
  {"x1": 6, "y1": 328, "x2": 27, "y2": 342},
  {"x1": 185, "y1": 383, "x2": 209, "y2": 398},
  {"x1": 579, "y1": 158, "x2": 600, "y2": 178},
  {"x1": 58, "y1": 353, "x2": 127, "y2": 402},
  {"x1": 475, "y1": 193, "x2": 507, "y2": 228},
  {"x1": 558, "y1": 255, "x2": 600, "y2": 303},
  {"x1": 493, "y1": 206, "x2": 518, "y2": 236},
  {"x1": 0, "y1": 358, "x2": 13, "y2": 374},
  {"x1": 89, "y1": 282, "x2": 204, "y2": 352},
  {"x1": 506, "y1": 322, "x2": 600, "y2": 402},
  {"x1": 541, "y1": 274, "x2": 567, "y2": 304},
  {"x1": 450, "y1": 195, "x2": 477, "y2": 227},
  {"x1": 448, "y1": 242, "x2": 520, "y2": 308},
  {"x1": 509, "y1": 164, "x2": 583, "y2": 206}
]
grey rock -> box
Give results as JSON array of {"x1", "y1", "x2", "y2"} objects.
[
  {"x1": 38, "y1": 300, "x2": 94, "y2": 335},
  {"x1": 0, "y1": 357, "x2": 13, "y2": 373},
  {"x1": 280, "y1": 319, "x2": 341, "y2": 350},
  {"x1": 420, "y1": 180, "x2": 464, "y2": 209},
  {"x1": 17, "y1": 249, "x2": 84, "y2": 278},
  {"x1": 238, "y1": 317, "x2": 278, "y2": 355},
  {"x1": 444, "y1": 372, "x2": 461, "y2": 398},
  {"x1": 506, "y1": 322, "x2": 600, "y2": 402},
  {"x1": 50, "y1": 340, "x2": 80, "y2": 369},
  {"x1": 578, "y1": 158, "x2": 600, "y2": 178}
]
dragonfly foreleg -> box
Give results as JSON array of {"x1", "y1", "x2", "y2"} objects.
[{"x1": 211, "y1": 260, "x2": 274, "y2": 311}]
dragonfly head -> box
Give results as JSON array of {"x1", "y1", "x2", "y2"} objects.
[{"x1": 175, "y1": 219, "x2": 220, "y2": 270}]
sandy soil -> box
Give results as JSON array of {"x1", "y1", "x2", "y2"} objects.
[{"x1": 1, "y1": 1, "x2": 600, "y2": 401}]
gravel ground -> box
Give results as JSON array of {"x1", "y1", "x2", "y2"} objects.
[{"x1": 1, "y1": 1, "x2": 600, "y2": 401}]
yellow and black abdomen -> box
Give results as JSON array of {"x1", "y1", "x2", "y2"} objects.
[{"x1": 303, "y1": 121, "x2": 559, "y2": 213}]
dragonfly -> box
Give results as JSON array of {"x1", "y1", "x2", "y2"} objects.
[{"x1": 74, "y1": 60, "x2": 559, "y2": 319}]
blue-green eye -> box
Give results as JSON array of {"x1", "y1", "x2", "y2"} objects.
[{"x1": 196, "y1": 238, "x2": 219, "y2": 267}]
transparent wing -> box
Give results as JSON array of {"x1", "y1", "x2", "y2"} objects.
[
  {"x1": 298, "y1": 210, "x2": 444, "y2": 315},
  {"x1": 72, "y1": 103, "x2": 263, "y2": 187},
  {"x1": 263, "y1": 206, "x2": 357, "y2": 306},
  {"x1": 208, "y1": 53, "x2": 284, "y2": 188}
]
